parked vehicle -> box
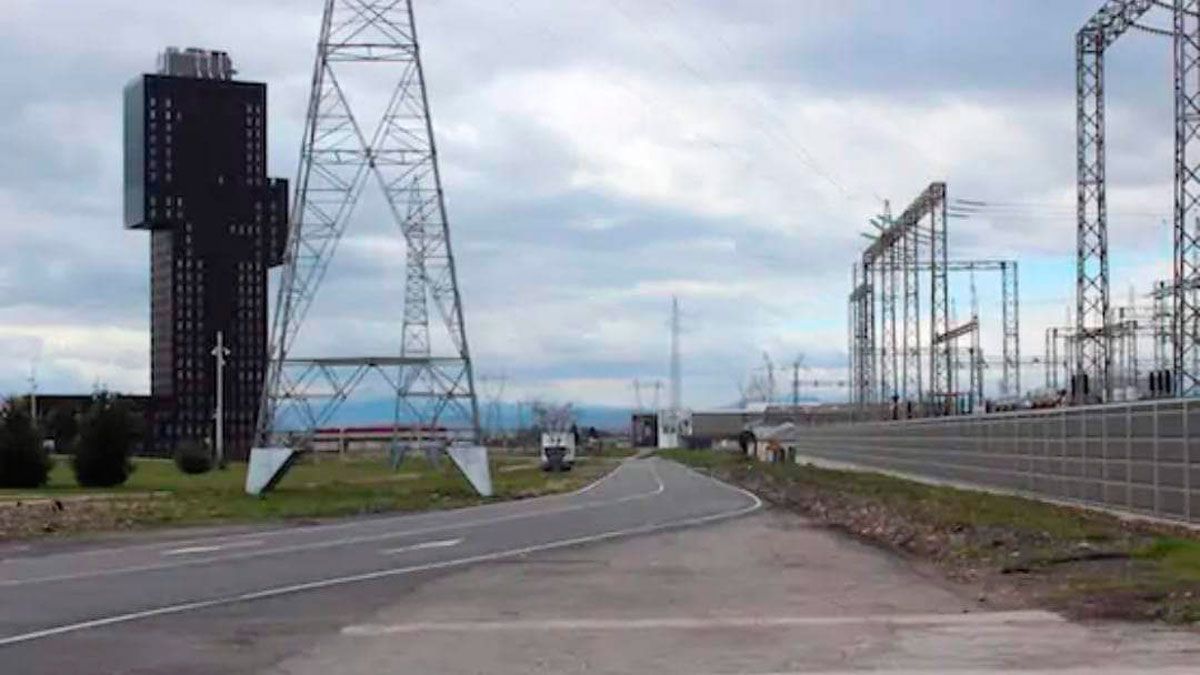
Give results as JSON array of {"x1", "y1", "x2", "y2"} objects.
[{"x1": 540, "y1": 430, "x2": 576, "y2": 471}]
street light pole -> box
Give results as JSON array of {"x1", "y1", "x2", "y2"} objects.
[{"x1": 212, "y1": 331, "x2": 230, "y2": 466}]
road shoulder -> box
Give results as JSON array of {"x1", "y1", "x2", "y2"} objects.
[{"x1": 269, "y1": 509, "x2": 1200, "y2": 674}]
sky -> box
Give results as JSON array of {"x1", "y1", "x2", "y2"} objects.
[{"x1": 0, "y1": 0, "x2": 1185, "y2": 411}]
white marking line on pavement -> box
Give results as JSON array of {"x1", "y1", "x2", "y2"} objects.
[
  {"x1": 700, "y1": 667, "x2": 1200, "y2": 672},
  {"x1": 341, "y1": 609, "x2": 1062, "y2": 636},
  {"x1": 0, "y1": 461, "x2": 665, "y2": 588},
  {"x1": 380, "y1": 538, "x2": 463, "y2": 555},
  {"x1": 0, "y1": 459, "x2": 634, "y2": 566},
  {"x1": 0, "y1": 461, "x2": 758, "y2": 648},
  {"x1": 161, "y1": 540, "x2": 264, "y2": 557},
  {"x1": 571, "y1": 457, "x2": 631, "y2": 495},
  {"x1": 699, "y1": 670, "x2": 1200, "y2": 675}
]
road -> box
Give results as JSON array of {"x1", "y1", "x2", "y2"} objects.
[
  {"x1": 0, "y1": 458, "x2": 754, "y2": 672},
  {"x1": 1, "y1": 457, "x2": 1198, "y2": 673}
]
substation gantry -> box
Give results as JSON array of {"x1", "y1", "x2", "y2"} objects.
[
  {"x1": 847, "y1": 182, "x2": 1022, "y2": 417},
  {"x1": 1075, "y1": 0, "x2": 1200, "y2": 402}
]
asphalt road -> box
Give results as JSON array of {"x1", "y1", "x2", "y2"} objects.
[
  {"x1": 5, "y1": 457, "x2": 1200, "y2": 673},
  {"x1": 0, "y1": 457, "x2": 760, "y2": 673}
]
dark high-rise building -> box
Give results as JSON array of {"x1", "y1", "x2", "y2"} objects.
[{"x1": 124, "y1": 48, "x2": 287, "y2": 460}]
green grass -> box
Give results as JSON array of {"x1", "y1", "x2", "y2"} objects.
[
  {"x1": 659, "y1": 449, "x2": 1120, "y2": 540},
  {"x1": 1135, "y1": 537, "x2": 1200, "y2": 582},
  {"x1": 659, "y1": 448, "x2": 1200, "y2": 623},
  {"x1": 0, "y1": 453, "x2": 615, "y2": 539}
]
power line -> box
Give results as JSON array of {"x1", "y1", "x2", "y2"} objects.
[
  {"x1": 602, "y1": 0, "x2": 874, "y2": 203},
  {"x1": 496, "y1": 0, "x2": 862, "y2": 224}
]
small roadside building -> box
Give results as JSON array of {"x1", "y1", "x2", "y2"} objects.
[{"x1": 686, "y1": 405, "x2": 768, "y2": 448}]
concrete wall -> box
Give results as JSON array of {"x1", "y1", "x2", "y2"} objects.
[{"x1": 780, "y1": 399, "x2": 1200, "y2": 524}]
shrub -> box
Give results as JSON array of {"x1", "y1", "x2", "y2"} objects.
[
  {"x1": 0, "y1": 400, "x2": 51, "y2": 488},
  {"x1": 73, "y1": 393, "x2": 137, "y2": 488},
  {"x1": 174, "y1": 440, "x2": 213, "y2": 475}
]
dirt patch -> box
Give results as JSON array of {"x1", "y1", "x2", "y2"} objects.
[
  {"x1": 665, "y1": 451, "x2": 1200, "y2": 625},
  {"x1": 0, "y1": 494, "x2": 180, "y2": 539}
]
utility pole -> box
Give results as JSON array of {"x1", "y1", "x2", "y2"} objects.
[
  {"x1": 669, "y1": 296, "x2": 682, "y2": 414},
  {"x1": 792, "y1": 360, "x2": 800, "y2": 407},
  {"x1": 28, "y1": 346, "x2": 41, "y2": 429},
  {"x1": 212, "y1": 331, "x2": 230, "y2": 466},
  {"x1": 791, "y1": 357, "x2": 802, "y2": 425},
  {"x1": 27, "y1": 364, "x2": 38, "y2": 428},
  {"x1": 762, "y1": 352, "x2": 776, "y2": 403},
  {"x1": 969, "y1": 268, "x2": 983, "y2": 411}
]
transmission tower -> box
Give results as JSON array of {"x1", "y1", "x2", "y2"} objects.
[
  {"x1": 1175, "y1": 0, "x2": 1200, "y2": 396},
  {"x1": 256, "y1": 0, "x2": 479, "y2": 448},
  {"x1": 1075, "y1": 1, "x2": 1156, "y2": 403}
]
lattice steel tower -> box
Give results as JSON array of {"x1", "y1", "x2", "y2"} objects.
[
  {"x1": 1075, "y1": 1, "x2": 1155, "y2": 403},
  {"x1": 256, "y1": 0, "x2": 479, "y2": 446},
  {"x1": 1175, "y1": 0, "x2": 1200, "y2": 396}
]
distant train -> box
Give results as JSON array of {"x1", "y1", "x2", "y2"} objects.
[{"x1": 987, "y1": 388, "x2": 1067, "y2": 413}]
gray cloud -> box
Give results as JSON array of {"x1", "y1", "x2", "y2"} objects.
[{"x1": 0, "y1": 0, "x2": 1180, "y2": 407}]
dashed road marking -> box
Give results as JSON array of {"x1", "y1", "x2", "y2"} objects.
[
  {"x1": 380, "y1": 538, "x2": 463, "y2": 555},
  {"x1": 0, "y1": 461, "x2": 758, "y2": 647},
  {"x1": 161, "y1": 540, "x2": 264, "y2": 557},
  {"x1": 0, "y1": 462, "x2": 663, "y2": 588}
]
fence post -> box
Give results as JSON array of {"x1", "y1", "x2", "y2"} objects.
[
  {"x1": 1185, "y1": 399, "x2": 1191, "y2": 522},
  {"x1": 1011, "y1": 413, "x2": 1020, "y2": 491},
  {"x1": 1025, "y1": 414, "x2": 1033, "y2": 492},
  {"x1": 1042, "y1": 412, "x2": 1050, "y2": 496},
  {"x1": 1153, "y1": 402, "x2": 1161, "y2": 516},
  {"x1": 1125, "y1": 402, "x2": 1133, "y2": 510},
  {"x1": 1060, "y1": 407, "x2": 1067, "y2": 499},
  {"x1": 1099, "y1": 404, "x2": 1107, "y2": 507}
]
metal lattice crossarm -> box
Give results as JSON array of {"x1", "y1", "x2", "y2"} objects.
[
  {"x1": 1083, "y1": 0, "x2": 1159, "y2": 47},
  {"x1": 934, "y1": 318, "x2": 979, "y2": 345},
  {"x1": 270, "y1": 357, "x2": 476, "y2": 447},
  {"x1": 257, "y1": 0, "x2": 479, "y2": 449}
]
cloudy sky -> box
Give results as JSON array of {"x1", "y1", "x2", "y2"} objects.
[{"x1": 0, "y1": 0, "x2": 1184, "y2": 410}]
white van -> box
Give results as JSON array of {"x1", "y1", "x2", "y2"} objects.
[{"x1": 540, "y1": 431, "x2": 576, "y2": 471}]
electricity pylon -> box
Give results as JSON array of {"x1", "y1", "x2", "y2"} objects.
[{"x1": 256, "y1": 0, "x2": 479, "y2": 448}]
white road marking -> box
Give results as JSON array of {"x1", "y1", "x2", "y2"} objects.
[
  {"x1": 0, "y1": 461, "x2": 759, "y2": 647},
  {"x1": 341, "y1": 609, "x2": 1062, "y2": 636},
  {"x1": 380, "y1": 538, "x2": 463, "y2": 555},
  {"x1": 161, "y1": 540, "x2": 263, "y2": 557},
  {"x1": 0, "y1": 461, "x2": 664, "y2": 588},
  {"x1": 704, "y1": 670, "x2": 1200, "y2": 675},
  {"x1": 571, "y1": 458, "x2": 631, "y2": 495},
  {"x1": 0, "y1": 460, "x2": 633, "y2": 565}
]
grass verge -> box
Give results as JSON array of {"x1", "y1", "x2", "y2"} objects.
[
  {"x1": 660, "y1": 448, "x2": 1200, "y2": 624},
  {"x1": 0, "y1": 454, "x2": 616, "y2": 541}
]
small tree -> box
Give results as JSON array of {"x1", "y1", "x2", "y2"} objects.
[
  {"x1": 73, "y1": 392, "x2": 137, "y2": 488},
  {"x1": 173, "y1": 439, "x2": 213, "y2": 475},
  {"x1": 0, "y1": 399, "x2": 51, "y2": 488}
]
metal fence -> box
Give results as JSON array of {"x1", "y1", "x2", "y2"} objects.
[{"x1": 780, "y1": 399, "x2": 1200, "y2": 524}]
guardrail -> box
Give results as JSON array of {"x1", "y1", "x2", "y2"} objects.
[{"x1": 778, "y1": 399, "x2": 1200, "y2": 524}]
